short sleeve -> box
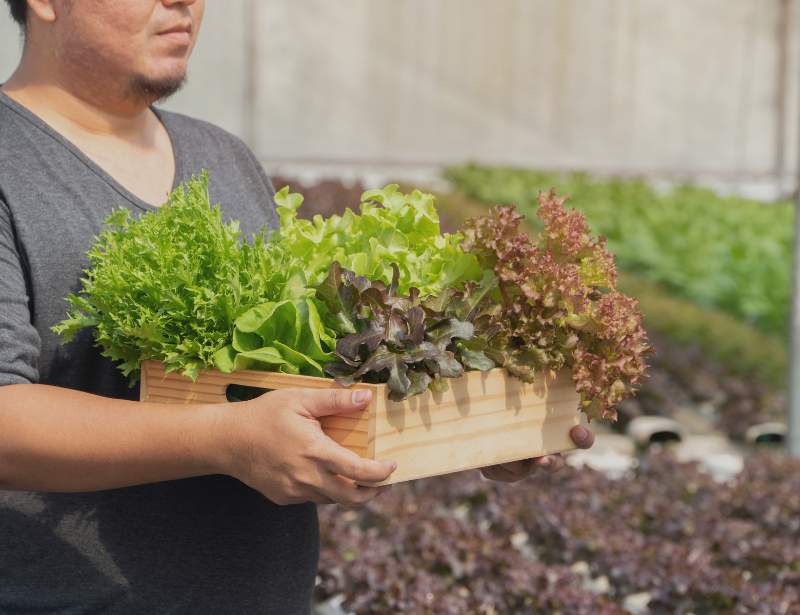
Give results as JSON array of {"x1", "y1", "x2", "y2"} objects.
[
  {"x1": 0, "y1": 198, "x2": 40, "y2": 385},
  {"x1": 241, "y1": 144, "x2": 279, "y2": 231}
]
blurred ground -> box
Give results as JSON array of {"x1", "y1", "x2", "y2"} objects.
[{"x1": 277, "y1": 175, "x2": 799, "y2": 615}]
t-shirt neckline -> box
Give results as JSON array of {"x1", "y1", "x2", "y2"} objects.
[{"x1": 0, "y1": 88, "x2": 183, "y2": 213}]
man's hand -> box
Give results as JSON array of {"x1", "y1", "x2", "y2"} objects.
[
  {"x1": 214, "y1": 387, "x2": 397, "y2": 506},
  {"x1": 480, "y1": 425, "x2": 595, "y2": 483}
]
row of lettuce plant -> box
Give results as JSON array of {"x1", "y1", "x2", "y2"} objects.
[{"x1": 444, "y1": 164, "x2": 793, "y2": 337}]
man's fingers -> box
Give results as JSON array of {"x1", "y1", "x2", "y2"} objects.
[
  {"x1": 482, "y1": 455, "x2": 567, "y2": 482},
  {"x1": 337, "y1": 485, "x2": 392, "y2": 508},
  {"x1": 534, "y1": 454, "x2": 565, "y2": 472},
  {"x1": 308, "y1": 494, "x2": 337, "y2": 506},
  {"x1": 481, "y1": 465, "x2": 524, "y2": 482},
  {"x1": 268, "y1": 488, "x2": 335, "y2": 506},
  {"x1": 570, "y1": 425, "x2": 595, "y2": 449},
  {"x1": 496, "y1": 459, "x2": 532, "y2": 475},
  {"x1": 314, "y1": 438, "x2": 397, "y2": 484},
  {"x1": 482, "y1": 460, "x2": 531, "y2": 481},
  {"x1": 314, "y1": 473, "x2": 388, "y2": 506},
  {"x1": 296, "y1": 387, "x2": 373, "y2": 418}
]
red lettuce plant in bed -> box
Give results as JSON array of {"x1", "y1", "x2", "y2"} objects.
[{"x1": 317, "y1": 453, "x2": 800, "y2": 614}]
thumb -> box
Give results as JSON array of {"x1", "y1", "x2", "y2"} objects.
[{"x1": 298, "y1": 387, "x2": 373, "y2": 418}]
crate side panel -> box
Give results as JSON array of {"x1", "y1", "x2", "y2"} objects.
[
  {"x1": 140, "y1": 361, "x2": 372, "y2": 456},
  {"x1": 369, "y1": 369, "x2": 580, "y2": 485},
  {"x1": 140, "y1": 361, "x2": 228, "y2": 404}
]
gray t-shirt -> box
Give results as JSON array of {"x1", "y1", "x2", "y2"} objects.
[{"x1": 0, "y1": 91, "x2": 318, "y2": 614}]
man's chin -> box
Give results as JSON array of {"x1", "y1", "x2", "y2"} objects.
[{"x1": 128, "y1": 73, "x2": 187, "y2": 104}]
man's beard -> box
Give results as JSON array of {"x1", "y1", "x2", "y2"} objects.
[{"x1": 129, "y1": 73, "x2": 187, "y2": 104}]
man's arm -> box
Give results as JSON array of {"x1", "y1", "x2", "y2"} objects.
[
  {"x1": 0, "y1": 384, "x2": 219, "y2": 492},
  {"x1": 0, "y1": 196, "x2": 218, "y2": 493},
  {"x1": 0, "y1": 384, "x2": 395, "y2": 505},
  {"x1": 0, "y1": 182, "x2": 398, "y2": 504}
]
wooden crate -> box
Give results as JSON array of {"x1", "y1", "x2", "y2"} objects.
[{"x1": 140, "y1": 360, "x2": 581, "y2": 485}]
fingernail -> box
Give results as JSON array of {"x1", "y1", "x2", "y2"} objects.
[
  {"x1": 388, "y1": 461, "x2": 398, "y2": 471},
  {"x1": 352, "y1": 389, "x2": 371, "y2": 404},
  {"x1": 573, "y1": 426, "x2": 590, "y2": 444}
]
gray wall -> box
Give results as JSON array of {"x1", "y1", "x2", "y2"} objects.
[{"x1": 2, "y1": 1, "x2": 798, "y2": 196}]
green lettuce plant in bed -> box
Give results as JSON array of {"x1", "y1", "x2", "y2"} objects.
[
  {"x1": 444, "y1": 164, "x2": 793, "y2": 337},
  {"x1": 54, "y1": 172, "x2": 649, "y2": 421}
]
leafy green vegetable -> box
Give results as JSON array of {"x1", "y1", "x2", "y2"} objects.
[
  {"x1": 214, "y1": 291, "x2": 336, "y2": 377},
  {"x1": 445, "y1": 164, "x2": 793, "y2": 336},
  {"x1": 52, "y1": 172, "x2": 288, "y2": 381},
  {"x1": 420, "y1": 269, "x2": 501, "y2": 372},
  {"x1": 53, "y1": 171, "x2": 648, "y2": 420},
  {"x1": 52, "y1": 177, "x2": 483, "y2": 384},
  {"x1": 319, "y1": 263, "x2": 480, "y2": 401},
  {"x1": 272, "y1": 184, "x2": 483, "y2": 296}
]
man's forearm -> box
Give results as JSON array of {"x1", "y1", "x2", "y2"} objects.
[{"x1": 0, "y1": 384, "x2": 225, "y2": 492}]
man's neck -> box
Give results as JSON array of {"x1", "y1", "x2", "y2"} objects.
[
  {"x1": 1, "y1": 45, "x2": 178, "y2": 208},
  {"x1": 1, "y1": 51, "x2": 155, "y2": 141}
]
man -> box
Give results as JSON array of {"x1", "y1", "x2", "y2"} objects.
[{"x1": 0, "y1": 1, "x2": 594, "y2": 613}]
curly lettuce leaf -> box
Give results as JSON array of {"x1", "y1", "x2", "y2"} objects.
[
  {"x1": 459, "y1": 191, "x2": 650, "y2": 420},
  {"x1": 273, "y1": 184, "x2": 482, "y2": 297},
  {"x1": 52, "y1": 171, "x2": 293, "y2": 382}
]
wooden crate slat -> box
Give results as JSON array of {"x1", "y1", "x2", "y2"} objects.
[
  {"x1": 366, "y1": 413, "x2": 578, "y2": 485},
  {"x1": 139, "y1": 360, "x2": 580, "y2": 485},
  {"x1": 140, "y1": 380, "x2": 230, "y2": 397},
  {"x1": 200, "y1": 367, "x2": 381, "y2": 394},
  {"x1": 146, "y1": 392, "x2": 226, "y2": 404},
  {"x1": 376, "y1": 407, "x2": 580, "y2": 459},
  {"x1": 367, "y1": 368, "x2": 579, "y2": 485}
]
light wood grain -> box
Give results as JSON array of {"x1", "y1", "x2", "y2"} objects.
[
  {"x1": 140, "y1": 361, "x2": 374, "y2": 455},
  {"x1": 139, "y1": 361, "x2": 580, "y2": 485},
  {"x1": 364, "y1": 369, "x2": 580, "y2": 485}
]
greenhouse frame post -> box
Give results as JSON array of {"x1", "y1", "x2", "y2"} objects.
[
  {"x1": 791, "y1": 21, "x2": 800, "y2": 458},
  {"x1": 792, "y1": 190, "x2": 800, "y2": 457}
]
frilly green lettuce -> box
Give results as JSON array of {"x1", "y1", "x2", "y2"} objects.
[{"x1": 272, "y1": 183, "x2": 482, "y2": 296}]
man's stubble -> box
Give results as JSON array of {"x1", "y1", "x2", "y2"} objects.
[{"x1": 128, "y1": 72, "x2": 187, "y2": 105}]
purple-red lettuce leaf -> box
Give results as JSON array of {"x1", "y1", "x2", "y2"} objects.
[
  {"x1": 317, "y1": 262, "x2": 475, "y2": 400},
  {"x1": 459, "y1": 190, "x2": 650, "y2": 420}
]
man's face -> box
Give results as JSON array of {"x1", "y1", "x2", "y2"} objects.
[{"x1": 52, "y1": 0, "x2": 205, "y2": 102}]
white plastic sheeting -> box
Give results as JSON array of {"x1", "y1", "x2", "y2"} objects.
[{"x1": 1, "y1": 0, "x2": 798, "y2": 195}]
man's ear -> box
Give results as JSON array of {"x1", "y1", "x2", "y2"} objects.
[{"x1": 25, "y1": 0, "x2": 57, "y2": 24}]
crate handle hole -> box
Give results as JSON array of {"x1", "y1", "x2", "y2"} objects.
[{"x1": 226, "y1": 384, "x2": 273, "y2": 403}]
